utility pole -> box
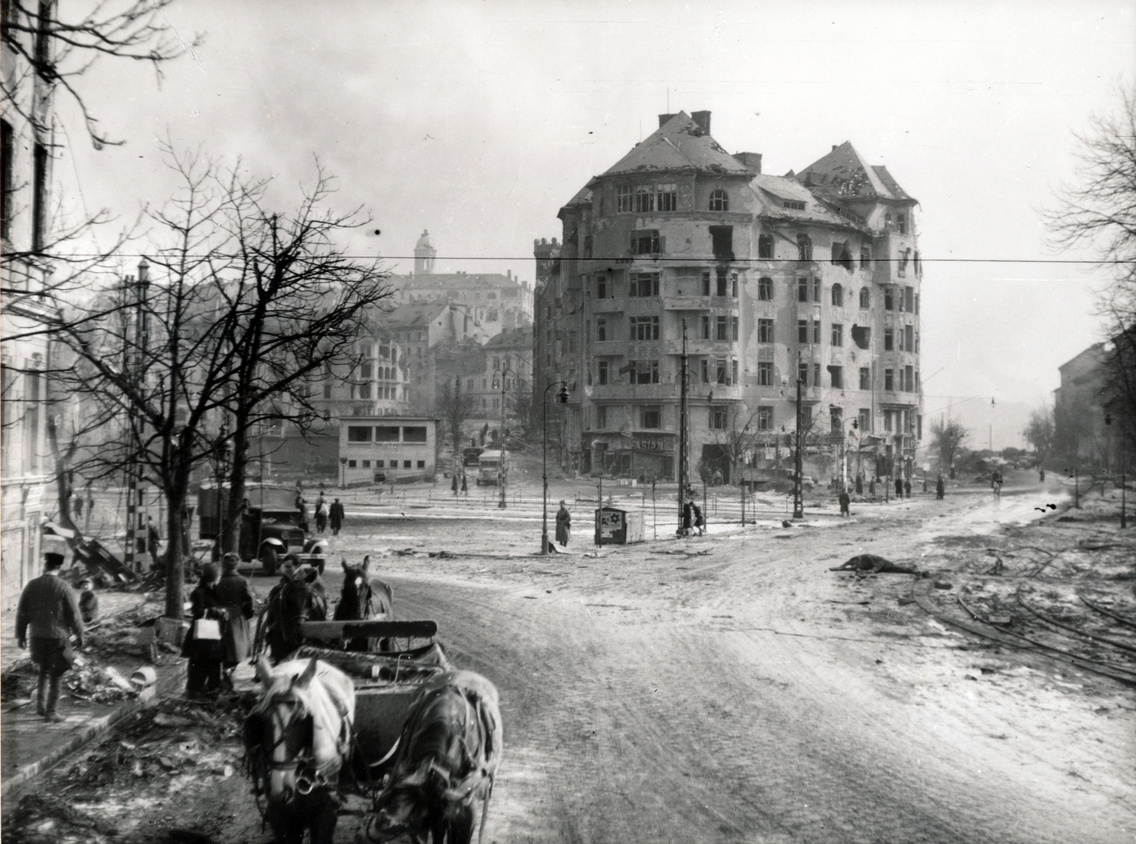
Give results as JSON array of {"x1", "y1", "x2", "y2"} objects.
[
  {"x1": 124, "y1": 258, "x2": 150, "y2": 573},
  {"x1": 677, "y1": 320, "x2": 689, "y2": 534},
  {"x1": 793, "y1": 361, "x2": 804, "y2": 520}
]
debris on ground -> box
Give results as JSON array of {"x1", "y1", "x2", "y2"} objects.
[{"x1": 829, "y1": 554, "x2": 920, "y2": 575}]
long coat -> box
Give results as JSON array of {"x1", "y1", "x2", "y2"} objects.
[
  {"x1": 556, "y1": 505, "x2": 572, "y2": 545},
  {"x1": 215, "y1": 571, "x2": 256, "y2": 666}
]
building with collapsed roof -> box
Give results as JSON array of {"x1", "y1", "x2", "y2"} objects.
[{"x1": 534, "y1": 110, "x2": 924, "y2": 489}]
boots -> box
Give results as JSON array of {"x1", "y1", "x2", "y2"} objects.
[
  {"x1": 36, "y1": 672, "x2": 47, "y2": 717},
  {"x1": 43, "y1": 672, "x2": 64, "y2": 722}
]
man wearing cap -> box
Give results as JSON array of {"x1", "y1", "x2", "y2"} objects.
[
  {"x1": 556, "y1": 499, "x2": 572, "y2": 547},
  {"x1": 16, "y1": 545, "x2": 85, "y2": 722},
  {"x1": 215, "y1": 553, "x2": 256, "y2": 690}
]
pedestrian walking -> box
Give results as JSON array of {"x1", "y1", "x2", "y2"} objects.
[
  {"x1": 904, "y1": 478, "x2": 912, "y2": 498},
  {"x1": 78, "y1": 577, "x2": 100, "y2": 624},
  {"x1": 295, "y1": 495, "x2": 308, "y2": 532},
  {"x1": 839, "y1": 489, "x2": 851, "y2": 517},
  {"x1": 855, "y1": 473, "x2": 863, "y2": 495},
  {"x1": 452, "y1": 473, "x2": 459, "y2": 496},
  {"x1": 556, "y1": 499, "x2": 572, "y2": 546},
  {"x1": 215, "y1": 553, "x2": 256, "y2": 691},
  {"x1": 182, "y1": 563, "x2": 227, "y2": 699},
  {"x1": 315, "y1": 496, "x2": 329, "y2": 533},
  {"x1": 936, "y1": 475, "x2": 945, "y2": 499},
  {"x1": 895, "y1": 476, "x2": 904, "y2": 499},
  {"x1": 329, "y1": 498, "x2": 345, "y2": 535},
  {"x1": 692, "y1": 502, "x2": 705, "y2": 535},
  {"x1": 461, "y1": 472, "x2": 468, "y2": 496},
  {"x1": 869, "y1": 477, "x2": 876, "y2": 496},
  {"x1": 681, "y1": 500, "x2": 693, "y2": 536},
  {"x1": 16, "y1": 544, "x2": 85, "y2": 722},
  {"x1": 72, "y1": 493, "x2": 83, "y2": 520}
]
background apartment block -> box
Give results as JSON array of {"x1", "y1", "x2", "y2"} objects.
[{"x1": 534, "y1": 111, "x2": 923, "y2": 486}]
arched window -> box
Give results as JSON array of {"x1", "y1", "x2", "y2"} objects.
[
  {"x1": 831, "y1": 283, "x2": 843, "y2": 307},
  {"x1": 859, "y1": 287, "x2": 870, "y2": 309},
  {"x1": 709, "y1": 189, "x2": 729, "y2": 212}
]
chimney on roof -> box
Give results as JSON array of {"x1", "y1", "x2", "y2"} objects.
[
  {"x1": 736, "y1": 152, "x2": 763, "y2": 174},
  {"x1": 658, "y1": 113, "x2": 677, "y2": 128},
  {"x1": 832, "y1": 145, "x2": 838, "y2": 151},
  {"x1": 691, "y1": 111, "x2": 711, "y2": 134}
]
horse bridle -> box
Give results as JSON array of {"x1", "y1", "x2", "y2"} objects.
[{"x1": 252, "y1": 692, "x2": 345, "y2": 801}]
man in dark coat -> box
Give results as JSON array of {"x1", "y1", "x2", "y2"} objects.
[
  {"x1": 215, "y1": 553, "x2": 256, "y2": 690},
  {"x1": 182, "y1": 563, "x2": 227, "y2": 699},
  {"x1": 895, "y1": 476, "x2": 904, "y2": 499},
  {"x1": 329, "y1": 498, "x2": 345, "y2": 535},
  {"x1": 936, "y1": 475, "x2": 945, "y2": 499},
  {"x1": 556, "y1": 500, "x2": 572, "y2": 546},
  {"x1": 17, "y1": 547, "x2": 85, "y2": 722},
  {"x1": 838, "y1": 489, "x2": 851, "y2": 517}
]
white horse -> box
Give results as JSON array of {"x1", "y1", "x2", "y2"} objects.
[{"x1": 243, "y1": 657, "x2": 355, "y2": 844}]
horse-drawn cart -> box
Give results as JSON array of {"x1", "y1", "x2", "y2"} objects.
[{"x1": 243, "y1": 619, "x2": 501, "y2": 844}]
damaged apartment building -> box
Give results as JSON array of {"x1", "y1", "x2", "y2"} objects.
[{"x1": 533, "y1": 110, "x2": 923, "y2": 485}]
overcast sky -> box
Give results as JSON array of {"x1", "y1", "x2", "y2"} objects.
[{"x1": 58, "y1": 0, "x2": 1136, "y2": 452}]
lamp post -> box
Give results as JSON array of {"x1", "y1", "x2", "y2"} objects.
[
  {"x1": 492, "y1": 367, "x2": 514, "y2": 509},
  {"x1": 340, "y1": 457, "x2": 348, "y2": 489},
  {"x1": 541, "y1": 381, "x2": 570, "y2": 554}
]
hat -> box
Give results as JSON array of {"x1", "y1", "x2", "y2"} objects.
[
  {"x1": 201, "y1": 563, "x2": 220, "y2": 583},
  {"x1": 222, "y1": 552, "x2": 240, "y2": 571},
  {"x1": 44, "y1": 552, "x2": 66, "y2": 569}
]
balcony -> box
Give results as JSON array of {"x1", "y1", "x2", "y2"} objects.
[{"x1": 588, "y1": 382, "x2": 680, "y2": 402}]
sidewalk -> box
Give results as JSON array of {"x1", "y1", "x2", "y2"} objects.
[{"x1": 1, "y1": 590, "x2": 186, "y2": 802}]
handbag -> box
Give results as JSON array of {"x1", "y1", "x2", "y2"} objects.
[{"x1": 193, "y1": 617, "x2": 222, "y2": 641}]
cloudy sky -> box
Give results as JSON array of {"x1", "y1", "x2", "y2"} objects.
[{"x1": 58, "y1": 0, "x2": 1136, "y2": 452}]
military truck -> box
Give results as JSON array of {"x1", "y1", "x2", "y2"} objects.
[{"x1": 197, "y1": 483, "x2": 327, "y2": 574}]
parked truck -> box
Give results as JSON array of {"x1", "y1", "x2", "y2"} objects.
[{"x1": 197, "y1": 483, "x2": 327, "y2": 574}]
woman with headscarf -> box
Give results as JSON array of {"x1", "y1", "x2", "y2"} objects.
[
  {"x1": 182, "y1": 563, "x2": 227, "y2": 699},
  {"x1": 215, "y1": 553, "x2": 256, "y2": 690}
]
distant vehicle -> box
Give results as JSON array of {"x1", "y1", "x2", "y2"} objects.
[
  {"x1": 476, "y1": 449, "x2": 504, "y2": 485},
  {"x1": 462, "y1": 447, "x2": 484, "y2": 467},
  {"x1": 197, "y1": 483, "x2": 327, "y2": 575}
]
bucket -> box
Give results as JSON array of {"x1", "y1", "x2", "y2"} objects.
[{"x1": 130, "y1": 666, "x2": 157, "y2": 688}]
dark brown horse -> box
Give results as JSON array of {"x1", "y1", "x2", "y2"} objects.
[
  {"x1": 361, "y1": 670, "x2": 502, "y2": 844},
  {"x1": 243, "y1": 657, "x2": 355, "y2": 844},
  {"x1": 333, "y1": 555, "x2": 394, "y2": 651}
]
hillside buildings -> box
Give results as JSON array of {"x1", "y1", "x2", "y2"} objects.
[{"x1": 534, "y1": 111, "x2": 924, "y2": 486}]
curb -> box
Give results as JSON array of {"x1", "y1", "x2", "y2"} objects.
[{"x1": 1, "y1": 659, "x2": 186, "y2": 802}]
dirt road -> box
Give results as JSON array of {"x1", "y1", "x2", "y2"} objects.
[
  {"x1": 350, "y1": 488, "x2": 1134, "y2": 844},
  {"x1": 7, "y1": 485, "x2": 1134, "y2": 844}
]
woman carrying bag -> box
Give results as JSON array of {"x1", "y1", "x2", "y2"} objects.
[{"x1": 182, "y1": 563, "x2": 227, "y2": 699}]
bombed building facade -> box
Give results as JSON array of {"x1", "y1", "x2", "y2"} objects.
[{"x1": 533, "y1": 111, "x2": 924, "y2": 486}]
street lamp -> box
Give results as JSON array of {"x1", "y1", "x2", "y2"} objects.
[
  {"x1": 492, "y1": 367, "x2": 514, "y2": 509},
  {"x1": 541, "y1": 380, "x2": 570, "y2": 554}
]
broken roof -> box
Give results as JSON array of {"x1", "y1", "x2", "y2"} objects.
[
  {"x1": 795, "y1": 141, "x2": 916, "y2": 204},
  {"x1": 596, "y1": 112, "x2": 751, "y2": 180},
  {"x1": 747, "y1": 174, "x2": 861, "y2": 229}
]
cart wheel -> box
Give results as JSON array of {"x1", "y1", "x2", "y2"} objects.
[{"x1": 260, "y1": 547, "x2": 278, "y2": 576}]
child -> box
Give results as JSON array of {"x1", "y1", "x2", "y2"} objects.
[{"x1": 78, "y1": 577, "x2": 100, "y2": 625}]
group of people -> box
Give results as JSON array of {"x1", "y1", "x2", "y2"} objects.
[
  {"x1": 181, "y1": 551, "x2": 330, "y2": 698},
  {"x1": 450, "y1": 471, "x2": 470, "y2": 496},
  {"x1": 296, "y1": 491, "x2": 346, "y2": 535},
  {"x1": 680, "y1": 497, "x2": 705, "y2": 536}
]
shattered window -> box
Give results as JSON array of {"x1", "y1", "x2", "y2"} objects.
[{"x1": 709, "y1": 189, "x2": 729, "y2": 211}]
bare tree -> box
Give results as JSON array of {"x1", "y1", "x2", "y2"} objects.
[
  {"x1": 929, "y1": 418, "x2": 969, "y2": 477},
  {"x1": 1043, "y1": 81, "x2": 1136, "y2": 430},
  {"x1": 436, "y1": 375, "x2": 474, "y2": 460},
  {"x1": 1023, "y1": 403, "x2": 1056, "y2": 467},
  {"x1": 35, "y1": 146, "x2": 391, "y2": 619},
  {"x1": 1, "y1": 0, "x2": 201, "y2": 150}
]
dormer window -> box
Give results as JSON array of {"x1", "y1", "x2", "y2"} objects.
[
  {"x1": 709, "y1": 189, "x2": 729, "y2": 212},
  {"x1": 782, "y1": 200, "x2": 805, "y2": 211}
]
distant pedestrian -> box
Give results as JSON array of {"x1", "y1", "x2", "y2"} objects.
[
  {"x1": 16, "y1": 545, "x2": 85, "y2": 722},
  {"x1": 182, "y1": 563, "x2": 226, "y2": 699},
  {"x1": 1039, "y1": 468, "x2": 1045, "y2": 483},
  {"x1": 78, "y1": 577, "x2": 100, "y2": 625},
  {"x1": 839, "y1": 490, "x2": 851, "y2": 517},
  {"x1": 936, "y1": 475, "x2": 945, "y2": 500},
  {"x1": 681, "y1": 500, "x2": 693, "y2": 537},
  {"x1": 869, "y1": 477, "x2": 876, "y2": 496},
  {"x1": 72, "y1": 493, "x2": 83, "y2": 520},
  {"x1": 691, "y1": 502, "x2": 705, "y2": 535},
  {"x1": 461, "y1": 473, "x2": 468, "y2": 496},
  {"x1": 452, "y1": 473, "x2": 459, "y2": 496},
  {"x1": 895, "y1": 476, "x2": 904, "y2": 499},
  {"x1": 855, "y1": 473, "x2": 863, "y2": 495},
  {"x1": 315, "y1": 497, "x2": 329, "y2": 533},
  {"x1": 904, "y1": 478, "x2": 911, "y2": 498},
  {"x1": 556, "y1": 500, "x2": 572, "y2": 546},
  {"x1": 329, "y1": 498, "x2": 345, "y2": 535},
  {"x1": 215, "y1": 553, "x2": 256, "y2": 691},
  {"x1": 295, "y1": 495, "x2": 308, "y2": 532},
  {"x1": 147, "y1": 517, "x2": 162, "y2": 570}
]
